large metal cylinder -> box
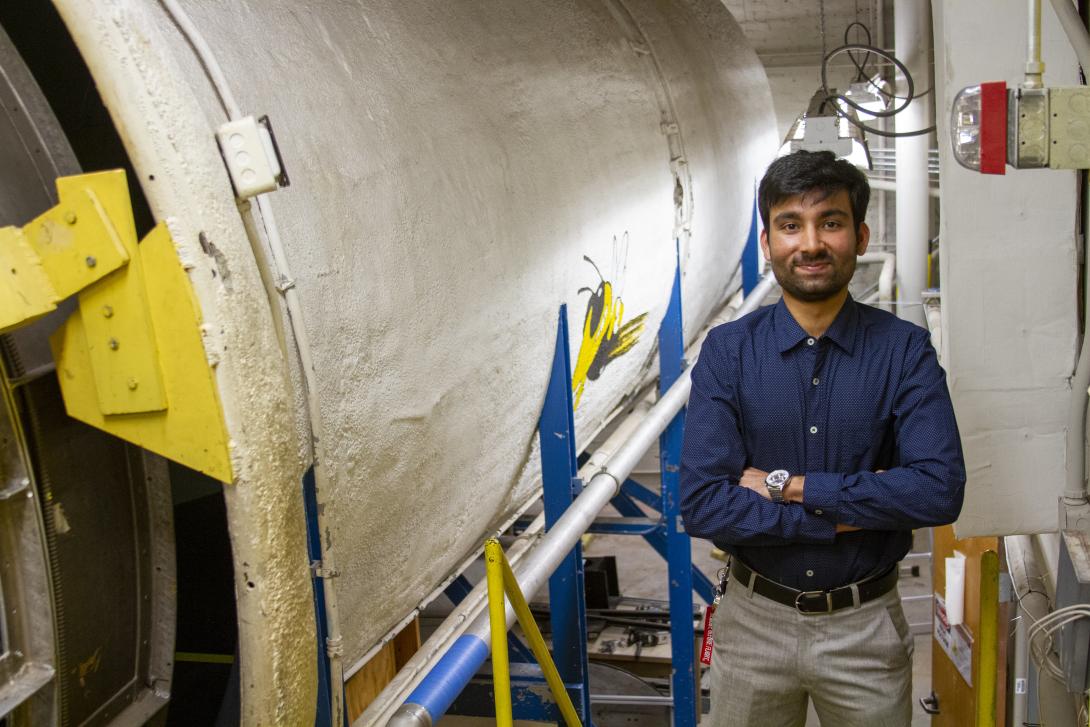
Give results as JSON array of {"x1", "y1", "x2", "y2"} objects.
[{"x1": 5, "y1": 0, "x2": 776, "y2": 722}]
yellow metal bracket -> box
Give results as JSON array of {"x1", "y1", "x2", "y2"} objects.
[
  {"x1": 1, "y1": 170, "x2": 233, "y2": 482},
  {"x1": 485, "y1": 538, "x2": 583, "y2": 727}
]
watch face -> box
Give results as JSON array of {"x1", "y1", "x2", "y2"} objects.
[{"x1": 766, "y1": 469, "x2": 790, "y2": 488}]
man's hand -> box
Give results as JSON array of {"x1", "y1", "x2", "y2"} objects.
[{"x1": 739, "y1": 467, "x2": 770, "y2": 498}]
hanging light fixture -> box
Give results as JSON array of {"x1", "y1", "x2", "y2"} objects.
[
  {"x1": 779, "y1": 88, "x2": 873, "y2": 169},
  {"x1": 843, "y1": 73, "x2": 893, "y2": 117}
]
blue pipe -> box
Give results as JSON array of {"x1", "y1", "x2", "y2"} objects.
[{"x1": 389, "y1": 634, "x2": 490, "y2": 726}]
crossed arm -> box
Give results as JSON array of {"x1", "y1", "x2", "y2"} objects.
[{"x1": 736, "y1": 469, "x2": 860, "y2": 533}]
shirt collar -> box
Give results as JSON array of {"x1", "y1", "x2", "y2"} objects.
[{"x1": 773, "y1": 295, "x2": 859, "y2": 355}]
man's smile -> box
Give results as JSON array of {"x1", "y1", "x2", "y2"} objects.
[{"x1": 793, "y1": 258, "x2": 833, "y2": 274}]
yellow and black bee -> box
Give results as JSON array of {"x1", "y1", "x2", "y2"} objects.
[{"x1": 572, "y1": 236, "x2": 648, "y2": 409}]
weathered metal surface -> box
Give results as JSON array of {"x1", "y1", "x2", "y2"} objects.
[{"x1": 45, "y1": 0, "x2": 775, "y2": 721}]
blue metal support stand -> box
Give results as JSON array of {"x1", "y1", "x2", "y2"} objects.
[
  {"x1": 439, "y1": 261, "x2": 708, "y2": 725},
  {"x1": 606, "y1": 482, "x2": 716, "y2": 604},
  {"x1": 741, "y1": 195, "x2": 761, "y2": 296},
  {"x1": 303, "y1": 468, "x2": 335, "y2": 727},
  {"x1": 537, "y1": 304, "x2": 593, "y2": 723},
  {"x1": 657, "y1": 245, "x2": 698, "y2": 727}
]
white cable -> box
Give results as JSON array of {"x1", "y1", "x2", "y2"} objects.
[
  {"x1": 1027, "y1": 605, "x2": 1090, "y2": 680},
  {"x1": 158, "y1": 2, "x2": 345, "y2": 725},
  {"x1": 160, "y1": 0, "x2": 242, "y2": 119}
]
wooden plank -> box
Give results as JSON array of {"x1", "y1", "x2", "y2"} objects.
[
  {"x1": 393, "y1": 618, "x2": 421, "y2": 670},
  {"x1": 345, "y1": 617, "x2": 421, "y2": 723},
  {"x1": 346, "y1": 641, "x2": 397, "y2": 724}
]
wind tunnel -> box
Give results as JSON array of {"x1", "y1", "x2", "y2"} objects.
[{"x1": 0, "y1": 0, "x2": 776, "y2": 724}]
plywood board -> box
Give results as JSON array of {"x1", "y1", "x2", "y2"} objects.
[{"x1": 346, "y1": 617, "x2": 421, "y2": 722}]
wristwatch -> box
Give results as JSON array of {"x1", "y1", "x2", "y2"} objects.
[{"x1": 765, "y1": 469, "x2": 790, "y2": 503}]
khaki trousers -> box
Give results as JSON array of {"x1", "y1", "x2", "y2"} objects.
[{"x1": 705, "y1": 573, "x2": 914, "y2": 727}]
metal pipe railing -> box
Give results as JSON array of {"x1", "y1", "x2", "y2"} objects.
[
  {"x1": 1026, "y1": 0, "x2": 1045, "y2": 88},
  {"x1": 382, "y1": 275, "x2": 777, "y2": 727}
]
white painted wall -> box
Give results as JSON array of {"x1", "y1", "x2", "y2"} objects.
[{"x1": 935, "y1": 0, "x2": 1080, "y2": 537}]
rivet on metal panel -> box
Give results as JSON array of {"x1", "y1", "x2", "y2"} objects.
[
  {"x1": 127, "y1": 378, "x2": 139, "y2": 390},
  {"x1": 102, "y1": 305, "x2": 113, "y2": 318},
  {"x1": 64, "y1": 211, "x2": 77, "y2": 225},
  {"x1": 108, "y1": 338, "x2": 119, "y2": 350},
  {"x1": 85, "y1": 256, "x2": 97, "y2": 268}
]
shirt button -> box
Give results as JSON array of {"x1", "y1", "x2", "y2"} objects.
[
  {"x1": 806, "y1": 570, "x2": 815, "y2": 577},
  {"x1": 812, "y1": 377, "x2": 820, "y2": 385},
  {"x1": 815, "y1": 509, "x2": 823, "y2": 515},
  {"x1": 809, "y1": 426, "x2": 818, "y2": 434},
  {"x1": 807, "y1": 337, "x2": 815, "y2": 346}
]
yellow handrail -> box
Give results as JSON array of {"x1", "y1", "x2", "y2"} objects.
[
  {"x1": 976, "y1": 550, "x2": 999, "y2": 727},
  {"x1": 485, "y1": 538, "x2": 583, "y2": 727}
]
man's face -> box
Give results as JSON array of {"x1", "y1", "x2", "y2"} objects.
[{"x1": 759, "y1": 188, "x2": 869, "y2": 303}]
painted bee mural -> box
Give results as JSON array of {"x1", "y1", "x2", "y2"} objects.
[{"x1": 572, "y1": 233, "x2": 649, "y2": 409}]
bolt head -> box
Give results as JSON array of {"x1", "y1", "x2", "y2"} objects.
[
  {"x1": 102, "y1": 305, "x2": 113, "y2": 318},
  {"x1": 107, "y1": 338, "x2": 119, "y2": 350},
  {"x1": 127, "y1": 378, "x2": 138, "y2": 390},
  {"x1": 85, "y1": 256, "x2": 97, "y2": 268},
  {"x1": 64, "y1": 211, "x2": 77, "y2": 224}
]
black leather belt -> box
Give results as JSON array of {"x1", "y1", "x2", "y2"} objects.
[{"x1": 729, "y1": 559, "x2": 898, "y2": 614}]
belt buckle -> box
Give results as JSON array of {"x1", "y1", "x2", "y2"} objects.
[{"x1": 794, "y1": 589, "x2": 833, "y2": 614}]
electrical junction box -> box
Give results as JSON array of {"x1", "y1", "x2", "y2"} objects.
[
  {"x1": 1007, "y1": 87, "x2": 1049, "y2": 168},
  {"x1": 1004, "y1": 86, "x2": 1090, "y2": 170},
  {"x1": 215, "y1": 115, "x2": 288, "y2": 199},
  {"x1": 1049, "y1": 87, "x2": 1090, "y2": 169},
  {"x1": 1056, "y1": 529, "x2": 1090, "y2": 693}
]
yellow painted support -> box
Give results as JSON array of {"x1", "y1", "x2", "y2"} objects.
[
  {"x1": 52, "y1": 222, "x2": 233, "y2": 481},
  {"x1": 976, "y1": 550, "x2": 999, "y2": 727},
  {"x1": 484, "y1": 538, "x2": 583, "y2": 727},
  {"x1": 70, "y1": 172, "x2": 167, "y2": 415},
  {"x1": 485, "y1": 539, "x2": 514, "y2": 727},
  {"x1": 1, "y1": 170, "x2": 233, "y2": 482},
  {"x1": 0, "y1": 173, "x2": 130, "y2": 333}
]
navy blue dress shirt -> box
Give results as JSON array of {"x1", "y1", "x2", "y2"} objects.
[{"x1": 680, "y1": 296, "x2": 965, "y2": 591}]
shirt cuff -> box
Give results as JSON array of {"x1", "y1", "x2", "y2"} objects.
[{"x1": 802, "y1": 472, "x2": 842, "y2": 522}]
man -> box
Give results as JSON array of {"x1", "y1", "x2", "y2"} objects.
[{"x1": 680, "y1": 150, "x2": 965, "y2": 726}]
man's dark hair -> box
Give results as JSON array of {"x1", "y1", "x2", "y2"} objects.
[{"x1": 758, "y1": 150, "x2": 870, "y2": 233}]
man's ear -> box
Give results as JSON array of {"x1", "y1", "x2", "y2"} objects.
[
  {"x1": 855, "y1": 222, "x2": 870, "y2": 256},
  {"x1": 760, "y1": 229, "x2": 771, "y2": 261}
]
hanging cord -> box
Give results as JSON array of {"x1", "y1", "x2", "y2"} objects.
[
  {"x1": 820, "y1": 42, "x2": 936, "y2": 138},
  {"x1": 842, "y1": 22, "x2": 935, "y2": 103},
  {"x1": 843, "y1": 21, "x2": 875, "y2": 83}
]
